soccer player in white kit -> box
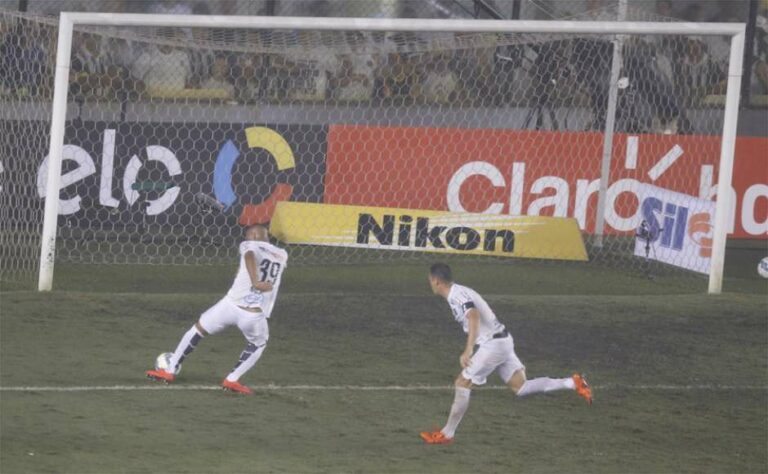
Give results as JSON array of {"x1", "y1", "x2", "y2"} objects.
[
  {"x1": 420, "y1": 263, "x2": 592, "y2": 444},
  {"x1": 146, "y1": 225, "x2": 287, "y2": 395}
]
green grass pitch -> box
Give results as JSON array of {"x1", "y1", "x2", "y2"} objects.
[{"x1": 1, "y1": 257, "x2": 766, "y2": 473}]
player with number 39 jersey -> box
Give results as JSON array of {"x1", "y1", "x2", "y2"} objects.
[
  {"x1": 146, "y1": 225, "x2": 287, "y2": 395},
  {"x1": 227, "y1": 240, "x2": 287, "y2": 318}
]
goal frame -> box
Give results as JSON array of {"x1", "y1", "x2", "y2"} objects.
[{"x1": 39, "y1": 12, "x2": 745, "y2": 293}]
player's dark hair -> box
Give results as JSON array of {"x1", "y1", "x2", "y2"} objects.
[{"x1": 430, "y1": 263, "x2": 453, "y2": 283}]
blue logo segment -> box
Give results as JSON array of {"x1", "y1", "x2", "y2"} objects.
[{"x1": 213, "y1": 139, "x2": 239, "y2": 209}]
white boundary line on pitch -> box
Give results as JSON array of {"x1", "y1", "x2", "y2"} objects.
[
  {"x1": 0, "y1": 291, "x2": 707, "y2": 299},
  {"x1": 0, "y1": 384, "x2": 766, "y2": 392}
]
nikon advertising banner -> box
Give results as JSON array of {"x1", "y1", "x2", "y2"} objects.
[{"x1": 270, "y1": 202, "x2": 588, "y2": 261}]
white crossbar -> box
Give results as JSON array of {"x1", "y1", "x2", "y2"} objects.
[{"x1": 62, "y1": 13, "x2": 743, "y2": 36}]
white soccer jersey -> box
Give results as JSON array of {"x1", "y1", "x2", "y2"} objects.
[
  {"x1": 446, "y1": 283, "x2": 506, "y2": 345},
  {"x1": 225, "y1": 240, "x2": 288, "y2": 318}
]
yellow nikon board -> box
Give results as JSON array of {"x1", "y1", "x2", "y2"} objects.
[{"x1": 270, "y1": 202, "x2": 588, "y2": 261}]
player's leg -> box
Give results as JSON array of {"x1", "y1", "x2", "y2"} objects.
[
  {"x1": 500, "y1": 347, "x2": 574, "y2": 396},
  {"x1": 505, "y1": 368, "x2": 576, "y2": 396},
  {"x1": 511, "y1": 372, "x2": 575, "y2": 395},
  {"x1": 174, "y1": 298, "x2": 236, "y2": 369},
  {"x1": 504, "y1": 366, "x2": 570, "y2": 394},
  {"x1": 440, "y1": 375, "x2": 473, "y2": 439},
  {"x1": 221, "y1": 309, "x2": 269, "y2": 395},
  {"x1": 420, "y1": 374, "x2": 471, "y2": 444},
  {"x1": 165, "y1": 321, "x2": 208, "y2": 375},
  {"x1": 147, "y1": 321, "x2": 207, "y2": 382},
  {"x1": 509, "y1": 371, "x2": 591, "y2": 404},
  {"x1": 422, "y1": 345, "x2": 498, "y2": 443},
  {"x1": 498, "y1": 338, "x2": 591, "y2": 403},
  {"x1": 147, "y1": 298, "x2": 234, "y2": 382}
]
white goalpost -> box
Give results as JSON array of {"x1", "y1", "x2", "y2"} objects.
[{"x1": 32, "y1": 12, "x2": 744, "y2": 293}]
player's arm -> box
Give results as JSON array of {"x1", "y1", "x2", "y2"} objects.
[
  {"x1": 244, "y1": 251, "x2": 274, "y2": 292},
  {"x1": 460, "y1": 308, "x2": 480, "y2": 368}
]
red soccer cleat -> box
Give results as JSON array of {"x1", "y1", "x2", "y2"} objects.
[
  {"x1": 221, "y1": 379, "x2": 253, "y2": 395},
  {"x1": 146, "y1": 369, "x2": 175, "y2": 383},
  {"x1": 420, "y1": 430, "x2": 453, "y2": 445},
  {"x1": 573, "y1": 373, "x2": 593, "y2": 405}
]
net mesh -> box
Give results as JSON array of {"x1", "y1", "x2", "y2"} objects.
[
  {"x1": 0, "y1": 8, "x2": 738, "y2": 287},
  {"x1": 1, "y1": 12, "x2": 50, "y2": 283}
]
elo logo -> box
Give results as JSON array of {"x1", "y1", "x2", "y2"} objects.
[{"x1": 213, "y1": 127, "x2": 295, "y2": 225}]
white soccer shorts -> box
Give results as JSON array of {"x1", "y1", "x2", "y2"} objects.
[
  {"x1": 198, "y1": 297, "x2": 269, "y2": 346},
  {"x1": 462, "y1": 335, "x2": 525, "y2": 385}
]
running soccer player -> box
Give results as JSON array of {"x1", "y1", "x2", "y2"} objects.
[
  {"x1": 146, "y1": 224, "x2": 287, "y2": 395},
  {"x1": 420, "y1": 263, "x2": 592, "y2": 444}
]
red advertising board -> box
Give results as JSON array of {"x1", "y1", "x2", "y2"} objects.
[{"x1": 324, "y1": 125, "x2": 767, "y2": 239}]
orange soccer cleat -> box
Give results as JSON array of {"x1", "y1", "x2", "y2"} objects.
[
  {"x1": 420, "y1": 430, "x2": 453, "y2": 445},
  {"x1": 221, "y1": 379, "x2": 253, "y2": 395},
  {"x1": 573, "y1": 373, "x2": 593, "y2": 405},
  {"x1": 146, "y1": 369, "x2": 176, "y2": 383}
]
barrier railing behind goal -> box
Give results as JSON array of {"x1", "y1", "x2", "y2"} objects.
[{"x1": 0, "y1": 12, "x2": 746, "y2": 293}]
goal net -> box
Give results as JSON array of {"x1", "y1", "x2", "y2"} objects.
[{"x1": 0, "y1": 10, "x2": 752, "y2": 291}]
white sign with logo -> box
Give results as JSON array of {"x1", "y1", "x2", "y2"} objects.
[{"x1": 634, "y1": 184, "x2": 715, "y2": 274}]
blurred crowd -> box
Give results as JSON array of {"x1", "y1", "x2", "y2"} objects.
[
  {"x1": 1, "y1": 0, "x2": 767, "y2": 133},
  {"x1": 0, "y1": 22, "x2": 501, "y2": 106}
]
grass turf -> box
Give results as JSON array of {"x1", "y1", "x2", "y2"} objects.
[{"x1": 1, "y1": 259, "x2": 767, "y2": 474}]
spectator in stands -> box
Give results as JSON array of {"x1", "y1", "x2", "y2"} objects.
[
  {"x1": 621, "y1": 39, "x2": 683, "y2": 134},
  {"x1": 681, "y1": 3, "x2": 706, "y2": 22},
  {"x1": 105, "y1": 33, "x2": 139, "y2": 71},
  {"x1": 452, "y1": 33, "x2": 496, "y2": 107},
  {"x1": 146, "y1": 0, "x2": 198, "y2": 40},
  {"x1": 584, "y1": 0, "x2": 616, "y2": 21},
  {"x1": 380, "y1": 51, "x2": 419, "y2": 104},
  {"x1": 188, "y1": 28, "x2": 214, "y2": 88},
  {"x1": 655, "y1": 0, "x2": 674, "y2": 18},
  {"x1": 1, "y1": 22, "x2": 49, "y2": 98},
  {"x1": 0, "y1": 20, "x2": 12, "y2": 97},
  {"x1": 334, "y1": 32, "x2": 376, "y2": 102},
  {"x1": 146, "y1": 1, "x2": 194, "y2": 15},
  {"x1": 264, "y1": 51, "x2": 288, "y2": 101},
  {"x1": 750, "y1": 10, "x2": 768, "y2": 97},
  {"x1": 90, "y1": 1, "x2": 144, "y2": 99},
  {"x1": 272, "y1": 30, "x2": 338, "y2": 102},
  {"x1": 70, "y1": 32, "x2": 116, "y2": 100},
  {"x1": 87, "y1": 33, "x2": 146, "y2": 101},
  {"x1": 234, "y1": 54, "x2": 266, "y2": 103},
  {"x1": 266, "y1": 32, "x2": 296, "y2": 101},
  {"x1": 200, "y1": 55, "x2": 234, "y2": 98},
  {"x1": 417, "y1": 52, "x2": 460, "y2": 104},
  {"x1": 675, "y1": 38, "x2": 726, "y2": 107},
  {"x1": 132, "y1": 28, "x2": 192, "y2": 95},
  {"x1": 231, "y1": 29, "x2": 267, "y2": 103}
]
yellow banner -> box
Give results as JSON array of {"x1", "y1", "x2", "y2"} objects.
[{"x1": 270, "y1": 202, "x2": 588, "y2": 261}]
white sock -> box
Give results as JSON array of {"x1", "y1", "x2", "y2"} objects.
[
  {"x1": 168, "y1": 326, "x2": 203, "y2": 374},
  {"x1": 516, "y1": 377, "x2": 575, "y2": 397},
  {"x1": 225, "y1": 343, "x2": 266, "y2": 382},
  {"x1": 441, "y1": 386, "x2": 471, "y2": 439}
]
